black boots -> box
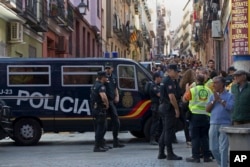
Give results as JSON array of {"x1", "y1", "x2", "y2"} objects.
[
  {"x1": 158, "y1": 146, "x2": 182, "y2": 160},
  {"x1": 186, "y1": 157, "x2": 200, "y2": 163},
  {"x1": 166, "y1": 153, "x2": 183, "y2": 160},
  {"x1": 113, "y1": 139, "x2": 125, "y2": 148},
  {"x1": 166, "y1": 148, "x2": 182, "y2": 160},
  {"x1": 158, "y1": 147, "x2": 167, "y2": 159},
  {"x1": 150, "y1": 137, "x2": 158, "y2": 145},
  {"x1": 93, "y1": 146, "x2": 108, "y2": 152},
  {"x1": 93, "y1": 141, "x2": 109, "y2": 152}
]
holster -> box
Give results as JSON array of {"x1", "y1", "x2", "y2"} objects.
[{"x1": 159, "y1": 101, "x2": 172, "y2": 116}]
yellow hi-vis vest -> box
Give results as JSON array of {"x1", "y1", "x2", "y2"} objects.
[
  {"x1": 205, "y1": 78, "x2": 214, "y2": 91},
  {"x1": 188, "y1": 85, "x2": 212, "y2": 116}
]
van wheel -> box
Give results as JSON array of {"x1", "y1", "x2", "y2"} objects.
[
  {"x1": 143, "y1": 118, "x2": 152, "y2": 141},
  {"x1": 130, "y1": 130, "x2": 145, "y2": 138},
  {"x1": 13, "y1": 118, "x2": 42, "y2": 146}
]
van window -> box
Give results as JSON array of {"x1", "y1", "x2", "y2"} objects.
[
  {"x1": 8, "y1": 65, "x2": 50, "y2": 86},
  {"x1": 118, "y1": 65, "x2": 137, "y2": 90},
  {"x1": 137, "y1": 68, "x2": 150, "y2": 92},
  {"x1": 62, "y1": 66, "x2": 103, "y2": 86}
]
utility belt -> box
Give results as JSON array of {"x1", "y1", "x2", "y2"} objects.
[
  {"x1": 160, "y1": 99, "x2": 170, "y2": 105},
  {"x1": 93, "y1": 102, "x2": 106, "y2": 110}
]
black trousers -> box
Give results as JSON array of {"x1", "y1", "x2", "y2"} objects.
[
  {"x1": 158, "y1": 111, "x2": 175, "y2": 154},
  {"x1": 93, "y1": 110, "x2": 107, "y2": 146},
  {"x1": 190, "y1": 114, "x2": 210, "y2": 159},
  {"x1": 107, "y1": 101, "x2": 120, "y2": 140},
  {"x1": 150, "y1": 108, "x2": 162, "y2": 139}
]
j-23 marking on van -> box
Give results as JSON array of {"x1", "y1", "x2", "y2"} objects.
[{"x1": 0, "y1": 58, "x2": 153, "y2": 145}]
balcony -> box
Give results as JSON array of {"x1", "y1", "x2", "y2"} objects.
[
  {"x1": 49, "y1": 0, "x2": 66, "y2": 25},
  {"x1": 162, "y1": 7, "x2": 166, "y2": 17},
  {"x1": 121, "y1": 25, "x2": 130, "y2": 45},
  {"x1": 23, "y1": 0, "x2": 37, "y2": 25},
  {"x1": 19, "y1": 0, "x2": 48, "y2": 32},
  {"x1": 144, "y1": 4, "x2": 151, "y2": 21},
  {"x1": 113, "y1": 14, "x2": 122, "y2": 33},
  {"x1": 65, "y1": 5, "x2": 74, "y2": 31},
  {"x1": 57, "y1": 4, "x2": 74, "y2": 32},
  {"x1": 134, "y1": 0, "x2": 139, "y2": 14},
  {"x1": 161, "y1": 22, "x2": 166, "y2": 30},
  {"x1": 30, "y1": 0, "x2": 48, "y2": 32},
  {"x1": 0, "y1": 0, "x2": 22, "y2": 13}
]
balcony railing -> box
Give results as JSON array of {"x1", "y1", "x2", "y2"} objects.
[
  {"x1": 0, "y1": 0, "x2": 22, "y2": 13},
  {"x1": 65, "y1": 5, "x2": 74, "y2": 31},
  {"x1": 23, "y1": 0, "x2": 37, "y2": 24},
  {"x1": 162, "y1": 7, "x2": 166, "y2": 17},
  {"x1": 50, "y1": 0, "x2": 66, "y2": 25},
  {"x1": 134, "y1": 0, "x2": 139, "y2": 14},
  {"x1": 30, "y1": 0, "x2": 48, "y2": 32},
  {"x1": 121, "y1": 25, "x2": 130, "y2": 45},
  {"x1": 56, "y1": 3, "x2": 74, "y2": 32}
]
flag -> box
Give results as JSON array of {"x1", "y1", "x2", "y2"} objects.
[{"x1": 130, "y1": 31, "x2": 137, "y2": 42}]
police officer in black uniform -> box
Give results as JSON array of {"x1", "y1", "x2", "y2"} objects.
[
  {"x1": 90, "y1": 71, "x2": 109, "y2": 152},
  {"x1": 158, "y1": 64, "x2": 182, "y2": 160},
  {"x1": 149, "y1": 72, "x2": 162, "y2": 145},
  {"x1": 104, "y1": 63, "x2": 124, "y2": 148}
]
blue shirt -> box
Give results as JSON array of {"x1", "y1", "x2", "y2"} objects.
[{"x1": 207, "y1": 90, "x2": 234, "y2": 125}]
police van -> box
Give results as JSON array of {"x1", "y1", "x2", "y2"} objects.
[
  {"x1": 0, "y1": 57, "x2": 153, "y2": 145},
  {"x1": 139, "y1": 61, "x2": 155, "y2": 72}
]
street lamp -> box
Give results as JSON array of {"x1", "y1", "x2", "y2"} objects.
[{"x1": 78, "y1": 0, "x2": 88, "y2": 15}]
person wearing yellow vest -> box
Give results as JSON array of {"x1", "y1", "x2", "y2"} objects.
[
  {"x1": 183, "y1": 74, "x2": 213, "y2": 163},
  {"x1": 192, "y1": 68, "x2": 214, "y2": 91}
]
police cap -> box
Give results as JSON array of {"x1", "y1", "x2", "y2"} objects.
[
  {"x1": 97, "y1": 71, "x2": 107, "y2": 78},
  {"x1": 167, "y1": 64, "x2": 180, "y2": 72},
  {"x1": 153, "y1": 72, "x2": 162, "y2": 80},
  {"x1": 104, "y1": 62, "x2": 113, "y2": 69},
  {"x1": 228, "y1": 66, "x2": 237, "y2": 72}
]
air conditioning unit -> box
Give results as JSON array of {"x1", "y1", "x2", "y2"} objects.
[
  {"x1": 212, "y1": 20, "x2": 222, "y2": 38},
  {"x1": 9, "y1": 22, "x2": 23, "y2": 43}
]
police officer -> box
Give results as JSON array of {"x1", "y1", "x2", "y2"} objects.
[
  {"x1": 104, "y1": 63, "x2": 124, "y2": 148},
  {"x1": 90, "y1": 71, "x2": 109, "y2": 152},
  {"x1": 158, "y1": 64, "x2": 182, "y2": 160},
  {"x1": 149, "y1": 72, "x2": 162, "y2": 145}
]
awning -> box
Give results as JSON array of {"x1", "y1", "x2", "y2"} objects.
[{"x1": 0, "y1": 3, "x2": 25, "y2": 23}]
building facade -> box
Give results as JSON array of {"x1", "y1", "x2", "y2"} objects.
[{"x1": 0, "y1": 0, "x2": 161, "y2": 62}]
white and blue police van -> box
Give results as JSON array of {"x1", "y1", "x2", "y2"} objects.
[{"x1": 0, "y1": 57, "x2": 154, "y2": 145}]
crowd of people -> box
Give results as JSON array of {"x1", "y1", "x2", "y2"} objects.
[
  {"x1": 90, "y1": 56, "x2": 250, "y2": 166},
  {"x1": 148, "y1": 56, "x2": 250, "y2": 166}
]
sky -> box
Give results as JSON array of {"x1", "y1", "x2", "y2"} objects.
[{"x1": 165, "y1": 0, "x2": 189, "y2": 30}]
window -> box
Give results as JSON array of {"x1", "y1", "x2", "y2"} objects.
[
  {"x1": 62, "y1": 66, "x2": 103, "y2": 86},
  {"x1": 29, "y1": 45, "x2": 37, "y2": 58},
  {"x1": 118, "y1": 65, "x2": 137, "y2": 90},
  {"x1": 97, "y1": 0, "x2": 100, "y2": 18},
  {"x1": 137, "y1": 68, "x2": 150, "y2": 92},
  {"x1": 8, "y1": 65, "x2": 50, "y2": 86}
]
